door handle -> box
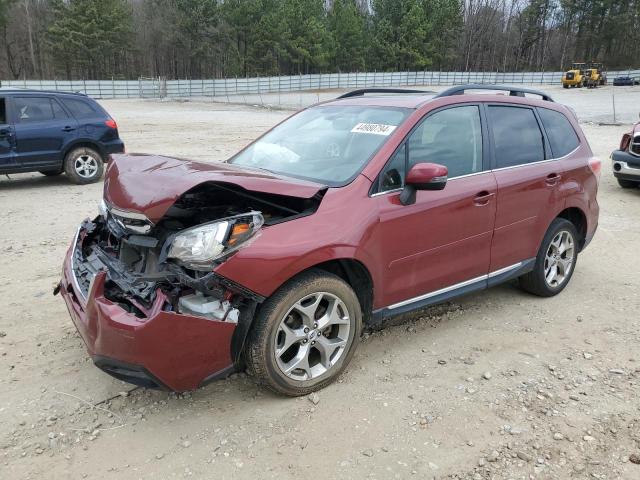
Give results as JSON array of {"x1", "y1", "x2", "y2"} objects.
[
  {"x1": 545, "y1": 173, "x2": 562, "y2": 186},
  {"x1": 62, "y1": 126, "x2": 76, "y2": 132},
  {"x1": 0, "y1": 128, "x2": 13, "y2": 139},
  {"x1": 473, "y1": 191, "x2": 495, "y2": 206}
]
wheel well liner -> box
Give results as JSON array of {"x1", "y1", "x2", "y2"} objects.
[
  {"x1": 557, "y1": 207, "x2": 587, "y2": 250},
  {"x1": 312, "y1": 259, "x2": 374, "y2": 325}
]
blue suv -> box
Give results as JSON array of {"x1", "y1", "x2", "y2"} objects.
[{"x1": 0, "y1": 90, "x2": 124, "y2": 184}]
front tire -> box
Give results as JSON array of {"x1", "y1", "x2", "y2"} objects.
[
  {"x1": 617, "y1": 178, "x2": 638, "y2": 189},
  {"x1": 519, "y1": 218, "x2": 579, "y2": 297},
  {"x1": 64, "y1": 147, "x2": 104, "y2": 184},
  {"x1": 246, "y1": 270, "x2": 362, "y2": 396}
]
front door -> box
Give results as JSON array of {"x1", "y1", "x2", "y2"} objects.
[
  {"x1": 11, "y1": 96, "x2": 78, "y2": 169},
  {"x1": 372, "y1": 104, "x2": 497, "y2": 310}
]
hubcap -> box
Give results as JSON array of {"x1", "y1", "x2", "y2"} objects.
[
  {"x1": 274, "y1": 292, "x2": 351, "y2": 381},
  {"x1": 544, "y1": 230, "x2": 575, "y2": 288},
  {"x1": 74, "y1": 154, "x2": 98, "y2": 178}
]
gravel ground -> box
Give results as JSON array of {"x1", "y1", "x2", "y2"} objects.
[{"x1": 1, "y1": 87, "x2": 639, "y2": 480}]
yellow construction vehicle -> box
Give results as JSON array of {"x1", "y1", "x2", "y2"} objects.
[
  {"x1": 584, "y1": 62, "x2": 607, "y2": 88},
  {"x1": 562, "y1": 62, "x2": 586, "y2": 88}
]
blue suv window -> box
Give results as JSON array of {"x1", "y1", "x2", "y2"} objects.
[
  {"x1": 61, "y1": 97, "x2": 98, "y2": 119},
  {"x1": 13, "y1": 97, "x2": 59, "y2": 123},
  {"x1": 0, "y1": 98, "x2": 6, "y2": 124},
  {"x1": 51, "y1": 99, "x2": 69, "y2": 119}
]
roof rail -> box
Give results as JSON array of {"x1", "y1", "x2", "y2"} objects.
[
  {"x1": 435, "y1": 84, "x2": 554, "y2": 102},
  {"x1": 338, "y1": 88, "x2": 435, "y2": 99}
]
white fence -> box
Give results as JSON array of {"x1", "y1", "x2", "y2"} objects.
[{"x1": 2, "y1": 70, "x2": 639, "y2": 100}]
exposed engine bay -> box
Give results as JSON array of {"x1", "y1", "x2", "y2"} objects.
[{"x1": 71, "y1": 182, "x2": 323, "y2": 321}]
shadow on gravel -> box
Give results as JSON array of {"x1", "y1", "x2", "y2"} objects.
[{"x1": 0, "y1": 173, "x2": 97, "y2": 191}]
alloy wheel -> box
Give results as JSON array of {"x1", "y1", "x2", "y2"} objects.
[
  {"x1": 544, "y1": 230, "x2": 575, "y2": 288},
  {"x1": 74, "y1": 154, "x2": 99, "y2": 179},
  {"x1": 274, "y1": 292, "x2": 351, "y2": 381}
]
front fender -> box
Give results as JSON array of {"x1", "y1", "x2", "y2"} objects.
[{"x1": 213, "y1": 175, "x2": 380, "y2": 300}]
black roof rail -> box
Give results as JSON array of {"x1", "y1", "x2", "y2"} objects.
[
  {"x1": 435, "y1": 84, "x2": 554, "y2": 102},
  {"x1": 0, "y1": 87, "x2": 87, "y2": 96},
  {"x1": 338, "y1": 88, "x2": 436, "y2": 99}
]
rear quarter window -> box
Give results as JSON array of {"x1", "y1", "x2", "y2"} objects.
[
  {"x1": 61, "y1": 97, "x2": 100, "y2": 119},
  {"x1": 538, "y1": 108, "x2": 580, "y2": 158},
  {"x1": 0, "y1": 98, "x2": 6, "y2": 124}
]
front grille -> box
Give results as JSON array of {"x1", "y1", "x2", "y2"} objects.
[
  {"x1": 107, "y1": 205, "x2": 154, "y2": 234},
  {"x1": 630, "y1": 140, "x2": 640, "y2": 156}
]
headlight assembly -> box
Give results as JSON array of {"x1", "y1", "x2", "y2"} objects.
[{"x1": 167, "y1": 212, "x2": 264, "y2": 270}]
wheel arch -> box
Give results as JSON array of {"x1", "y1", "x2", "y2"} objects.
[
  {"x1": 556, "y1": 207, "x2": 587, "y2": 250},
  {"x1": 307, "y1": 259, "x2": 374, "y2": 325},
  {"x1": 62, "y1": 139, "x2": 106, "y2": 162}
]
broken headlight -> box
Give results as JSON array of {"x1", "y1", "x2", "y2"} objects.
[{"x1": 167, "y1": 212, "x2": 264, "y2": 271}]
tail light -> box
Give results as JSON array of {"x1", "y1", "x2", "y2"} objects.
[
  {"x1": 105, "y1": 119, "x2": 118, "y2": 130},
  {"x1": 588, "y1": 157, "x2": 601, "y2": 184}
]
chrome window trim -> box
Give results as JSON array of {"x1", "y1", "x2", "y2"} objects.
[{"x1": 385, "y1": 262, "x2": 523, "y2": 311}]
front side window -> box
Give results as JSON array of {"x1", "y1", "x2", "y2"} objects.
[
  {"x1": 13, "y1": 97, "x2": 55, "y2": 123},
  {"x1": 407, "y1": 105, "x2": 483, "y2": 178},
  {"x1": 229, "y1": 105, "x2": 411, "y2": 186},
  {"x1": 378, "y1": 144, "x2": 406, "y2": 192},
  {"x1": 538, "y1": 108, "x2": 579, "y2": 158},
  {"x1": 489, "y1": 106, "x2": 545, "y2": 168}
]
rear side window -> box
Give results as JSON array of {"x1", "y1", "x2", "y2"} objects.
[
  {"x1": 13, "y1": 97, "x2": 56, "y2": 123},
  {"x1": 538, "y1": 108, "x2": 580, "y2": 157},
  {"x1": 489, "y1": 106, "x2": 545, "y2": 168},
  {"x1": 0, "y1": 98, "x2": 6, "y2": 124},
  {"x1": 61, "y1": 97, "x2": 98, "y2": 118}
]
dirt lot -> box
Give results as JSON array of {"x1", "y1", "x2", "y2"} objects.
[{"x1": 1, "y1": 86, "x2": 640, "y2": 480}]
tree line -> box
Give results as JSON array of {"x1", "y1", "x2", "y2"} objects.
[{"x1": 1, "y1": 0, "x2": 639, "y2": 80}]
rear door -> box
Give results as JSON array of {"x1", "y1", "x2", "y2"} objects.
[
  {"x1": 487, "y1": 104, "x2": 563, "y2": 272},
  {"x1": 11, "y1": 96, "x2": 78, "y2": 169},
  {"x1": 0, "y1": 96, "x2": 17, "y2": 170}
]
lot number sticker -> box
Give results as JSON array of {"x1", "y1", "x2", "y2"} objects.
[{"x1": 351, "y1": 123, "x2": 397, "y2": 136}]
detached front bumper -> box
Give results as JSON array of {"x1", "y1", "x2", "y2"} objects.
[{"x1": 58, "y1": 225, "x2": 237, "y2": 391}]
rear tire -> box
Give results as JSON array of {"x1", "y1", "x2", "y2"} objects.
[
  {"x1": 64, "y1": 147, "x2": 104, "y2": 185},
  {"x1": 617, "y1": 178, "x2": 638, "y2": 189},
  {"x1": 245, "y1": 270, "x2": 362, "y2": 396},
  {"x1": 519, "y1": 218, "x2": 579, "y2": 297}
]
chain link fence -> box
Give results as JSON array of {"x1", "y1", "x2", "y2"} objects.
[{"x1": 1, "y1": 70, "x2": 639, "y2": 101}]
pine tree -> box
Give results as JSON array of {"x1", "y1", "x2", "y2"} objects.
[{"x1": 47, "y1": 0, "x2": 133, "y2": 79}]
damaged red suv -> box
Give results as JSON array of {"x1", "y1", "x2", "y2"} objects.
[{"x1": 57, "y1": 85, "x2": 600, "y2": 395}]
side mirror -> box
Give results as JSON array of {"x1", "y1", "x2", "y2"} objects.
[{"x1": 399, "y1": 162, "x2": 448, "y2": 205}]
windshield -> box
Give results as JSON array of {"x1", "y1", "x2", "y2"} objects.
[{"x1": 228, "y1": 105, "x2": 411, "y2": 185}]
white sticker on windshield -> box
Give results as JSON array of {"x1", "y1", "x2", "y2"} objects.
[{"x1": 351, "y1": 123, "x2": 397, "y2": 136}]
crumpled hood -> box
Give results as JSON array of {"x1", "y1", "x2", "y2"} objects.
[{"x1": 103, "y1": 154, "x2": 327, "y2": 223}]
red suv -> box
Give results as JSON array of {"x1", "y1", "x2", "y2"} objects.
[{"x1": 57, "y1": 85, "x2": 600, "y2": 395}]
